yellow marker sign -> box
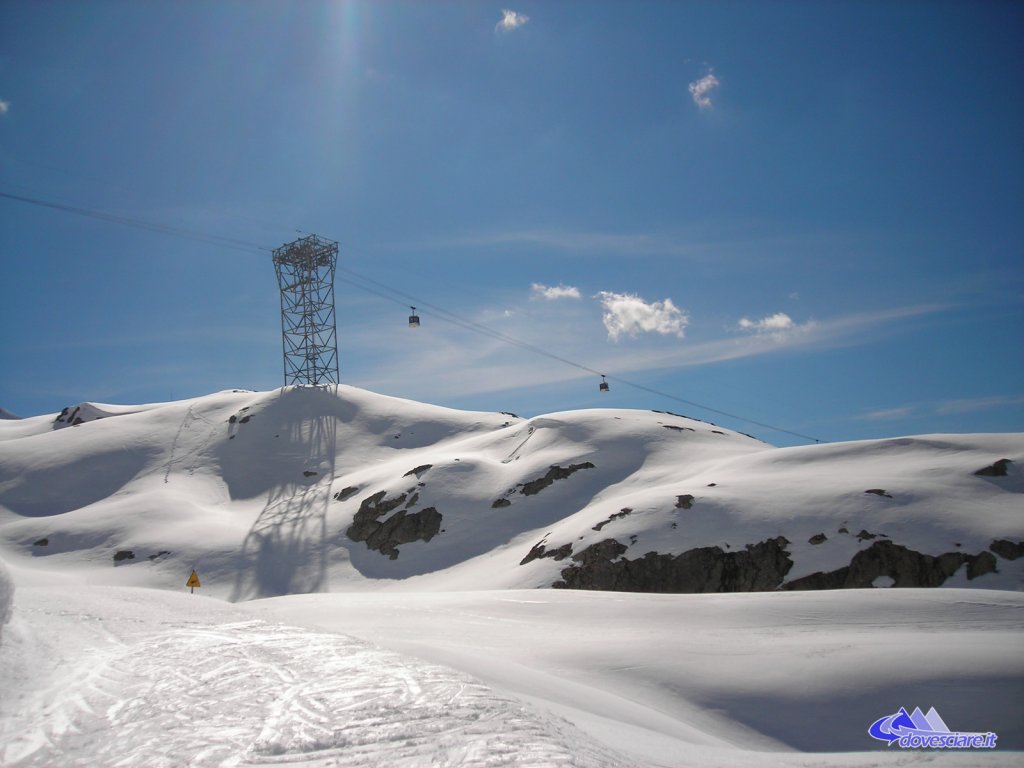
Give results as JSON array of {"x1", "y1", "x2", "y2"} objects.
[{"x1": 186, "y1": 569, "x2": 201, "y2": 593}]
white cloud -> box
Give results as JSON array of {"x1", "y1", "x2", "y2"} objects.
[
  {"x1": 596, "y1": 291, "x2": 688, "y2": 341},
  {"x1": 688, "y1": 72, "x2": 720, "y2": 109},
  {"x1": 530, "y1": 283, "x2": 581, "y2": 301},
  {"x1": 0, "y1": 100, "x2": 10, "y2": 115},
  {"x1": 738, "y1": 312, "x2": 796, "y2": 334},
  {"x1": 496, "y1": 9, "x2": 529, "y2": 32}
]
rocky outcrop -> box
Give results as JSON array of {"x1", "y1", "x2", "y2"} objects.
[
  {"x1": 333, "y1": 486, "x2": 360, "y2": 502},
  {"x1": 592, "y1": 508, "x2": 632, "y2": 532},
  {"x1": 974, "y1": 459, "x2": 1011, "y2": 477},
  {"x1": 675, "y1": 495, "x2": 694, "y2": 509},
  {"x1": 553, "y1": 537, "x2": 793, "y2": 593},
  {"x1": 784, "y1": 540, "x2": 998, "y2": 590},
  {"x1": 808, "y1": 533, "x2": 827, "y2": 545},
  {"x1": 403, "y1": 464, "x2": 433, "y2": 478},
  {"x1": 346, "y1": 490, "x2": 442, "y2": 560},
  {"x1": 113, "y1": 550, "x2": 135, "y2": 563},
  {"x1": 990, "y1": 539, "x2": 1024, "y2": 561},
  {"x1": 518, "y1": 463, "x2": 595, "y2": 496},
  {"x1": 519, "y1": 540, "x2": 574, "y2": 566}
]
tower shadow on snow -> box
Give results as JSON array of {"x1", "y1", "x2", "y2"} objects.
[{"x1": 230, "y1": 386, "x2": 338, "y2": 601}]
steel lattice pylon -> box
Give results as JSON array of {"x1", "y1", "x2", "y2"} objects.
[{"x1": 272, "y1": 235, "x2": 340, "y2": 386}]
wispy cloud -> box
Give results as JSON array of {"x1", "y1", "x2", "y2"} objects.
[
  {"x1": 496, "y1": 9, "x2": 529, "y2": 33},
  {"x1": 342, "y1": 301, "x2": 948, "y2": 408},
  {"x1": 859, "y1": 406, "x2": 917, "y2": 422},
  {"x1": 856, "y1": 393, "x2": 1024, "y2": 422},
  {"x1": 936, "y1": 394, "x2": 1024, "y2": 415},
  {"x1": 688, "y1": 71, "x2": 720, "y2": 109},
  {"x1": 437, "y1": 228, "x2": 708, "y2": 258},
  {"x1": 0, "y1": 99, "x2": 10, "y2": 115},
  {"x1": 596, "y1": 291, "x2": 688, "y2": 341},
  {"x1": 531, "y1": 283, "x2": 581, "y2": 301}
]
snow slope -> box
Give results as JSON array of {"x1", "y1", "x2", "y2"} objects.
[
  {"x1": 0, "y1": 385, "x2": 1020, "y2": 595},
  {"x1": 0, "y1": 577, "x2": 1020, "y2": 767},
  {"x1": 1, "y1": 386, "x2": 1022, "y2": 766}
]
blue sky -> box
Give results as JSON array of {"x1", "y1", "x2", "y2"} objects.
[{"x1": 1, "y1": 1, "x2": 1022, "y2": 446}]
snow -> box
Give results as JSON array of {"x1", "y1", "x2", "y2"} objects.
[
  {"x1": 1, "y1": 385, "x2": 1022, "y2": 765},
  {"x1": 0, "y1": 555, "x2": 12, "y2": 638}
]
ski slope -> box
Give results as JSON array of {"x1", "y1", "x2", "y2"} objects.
[{"x1": 1, "y1": 574, "x2": 1020, "y2": 767}]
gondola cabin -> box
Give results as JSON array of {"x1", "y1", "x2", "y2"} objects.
[{"x1": 408, "y1": 307, "x2": 420, "y2": 328}]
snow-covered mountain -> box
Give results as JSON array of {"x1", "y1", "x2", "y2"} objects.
[
  {"x1": 1, "y1": 385, "x2": 1022, "y2": 766},
  {"x1": 0, "y1": 385, "x2": 1020, "y2": 598}
]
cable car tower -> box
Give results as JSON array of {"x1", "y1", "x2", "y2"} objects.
[{"x1": 272, "y1": 234, "x2": 340, "y2": 386}]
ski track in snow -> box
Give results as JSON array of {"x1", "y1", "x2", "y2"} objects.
[{"x1": 4, "y1": 613, "x2": 630, "y2": 768}]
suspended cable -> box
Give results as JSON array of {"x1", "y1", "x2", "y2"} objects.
[
  {"x1": 0, "y1": 191, "x2": 270, "y2": 254},
  {"x1": 1, "y1": 188, "x2": 824, "y2": 443}
]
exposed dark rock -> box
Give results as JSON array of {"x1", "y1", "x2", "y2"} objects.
[
  {"x1": 239, "y1": 415, "x2": 250, "y2": 424},
  {"x1": 856, "y1": 530, "x2": 878, "y2": 541},
  {"x1": 33, "y1": 537, "x2": 49, "y2": 547},
  {"x1": 404, "y1": 493, "x2": 420, "y2": 509},
  {"x1": 711, "y1": 430, "x2": 725, "y2": 435},
  {"x1": 553, "y1": 536, "x2": 793, "y2": 593},
  {"x1": 974, "y1": 459, "x2": 1011, "y2": 477},
  {"x1": 365, "y1": 508, "x2": 443, "y2": 560},
  {"x1": 491, "y1": 498, "x2": 512, "y2": 509},
  {"x1": 967, "y1": 551, "x2": 997, "y2": 580},
  {"x1": 148, "y1": 551, "x2": 170, "y2": 561},
  {"x1": 784, "y1": 540, "x2": 999, "y2": 590},
  {"x1": 593, "y1": 508, "x2": 632, "y2": 532},
  {"x1": 865, "y1": 489, "x2": 892, "y2": 498},
  {"x1": 808, "y1": 533, "x2": 827, "y2": 545},
  {"x1": 990, "y1": 539, "x2": 1024, "y2": 561},
  {"x1": 675, "y1": 495, "x2": 694, "y2": 510},
  {"x1": 662, "y1": 425, "x2": 694, "y2": 433},
  {"x1": 302, "y1": 470, "x2": 318, "y2": 478},
  {"x1": 707, "y1": 483, "x2": 717, "y2": 487},
  {"x1": 346, "y1": 491, "x2": 408, "y2": 541},
  {"x1": 519, "y1": 541, "x2": 574, "y2": 566},
  {"x1": 838, "y1": 526, "x2": 849, "y2": 534},
  {"x1": 113, "y1": 550, "x2": 135, "y2": 563},
  {"x1": 228, "y1": 415, "x2": 237, "y2": 424},
  {"x1": 333, "y1": 486, "x2": 360, "y2": 502},
  {"x1": 500, "y1": 411, "x2": 519, "y2": 418},
  {"x1": 518, "y1": 462, "x2": 596, "y2": 496},
  {"x1": 347, "y1": 490, "x2": 441, "y2": 559},
  {"x1": 403, "y1": 464, "x2": 433, "y2": 478},
  {"x1": 652, "y1": 409, "x2": 687, "y2": 418}
]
